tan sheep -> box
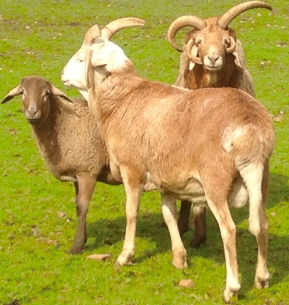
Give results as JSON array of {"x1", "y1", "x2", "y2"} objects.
[
  {"x1": 61, "y1": 23, "x2": 274, "y2": 303},
  {"x1": 166, "y1": 0, "x2": 272, "y2": 247}
]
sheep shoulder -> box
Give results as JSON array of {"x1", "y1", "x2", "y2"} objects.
[{"x1": 32, "y1": 96, "x2": 109, "y2": 182}]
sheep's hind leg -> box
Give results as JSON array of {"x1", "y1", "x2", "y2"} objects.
[
  {"x1": 70, "y1": 173, "x2": 97, "y2": 254},
  {"x1": 177, "y1": 200, "x2": 191, "y2": 236},
  {"x1": 162, "y1": 194, "x2": 187, "y2": 269},
  {"x1": 243, "y1": 162, "x2": 270, "y2": 289},
  {"x1": 206, "y1": 195, "x2": 240, "y2": 303},
  {"x1": 191, "y1": 205, "x2": 207, "y2": 248},
  {"x1": 178, "y1": 201, "x2": 207, "y2": 248}
]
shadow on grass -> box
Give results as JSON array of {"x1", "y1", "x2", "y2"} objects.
[{"x1": 85, "y1": 172, "x2": 289, "y2": 297}]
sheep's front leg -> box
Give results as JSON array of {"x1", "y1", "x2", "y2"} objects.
[
  {"x1": 162, "y1": 194, "x2": 187, "y2": 269},
  {"x1": 70, "y1": 173, "x2": 97, "y2": 254},
  {"x1": 116, "y1": 174, "x2": 142, "y2": 266}
]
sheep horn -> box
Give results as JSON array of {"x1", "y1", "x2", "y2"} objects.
[
  {"x1": 226, "y1": 36, "x2": 236, "y2": 53},
  {"x1": 185, "y1": 38, "x2": 202, "y2": 65},
  {"x1": 1, "y1": 85, "x2": 23, "y2": 103},
  {"x1": 84, "y1": 24, "x2": 101, "y2": 45},
  {"x1": 167, "y1": 16, "x2": 206, "y2": 52},
  {"x1": 218, "y1": 1, "x2": 273, "y2": 30},
  {"x1": 101, "y1": 17, "x2": 145, "y2": 40}
]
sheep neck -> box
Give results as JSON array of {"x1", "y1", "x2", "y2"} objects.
[{"x1": 88, "y1": 64, "x2": 142, "y2": 136}]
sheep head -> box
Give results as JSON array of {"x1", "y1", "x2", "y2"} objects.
[
  {"x1": 61, "y1": 17, "x2": 145, "y2": 98},
  {"x1": 167, "y1": 1, "x2": 272, "y2": 71},
  {"x1": 1, "y1": 76, "x2": 72, "y2": 124}
]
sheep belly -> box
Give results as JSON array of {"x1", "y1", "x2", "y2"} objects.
[{"x1": 160, "y1": 177, "x2": 207, "y2": 204}]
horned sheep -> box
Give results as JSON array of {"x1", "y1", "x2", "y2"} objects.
[
  {"x1": 61, "y1": 22, "x2": 274, "y2": 303},
  {"x1": 167, "y1": 0, "x2": 272, "y2": 247}
]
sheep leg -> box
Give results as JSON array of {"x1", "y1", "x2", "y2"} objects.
[
  {"x1": 247, "y1": 162, "x2": 270, "y2": 289},
  {"x1": 116, "y1": 173, "x2": 142, "y2": 266},
  {"x1": 191, "y1": 205, "x2": 207, "y2": 247},
  {"x1": 207, "y1": 198, "x2": 240, "y2": 303},
  {"x1": 177, "y1": 200, "x2": 191, "y2": 236},
  {"x1": 162, "y1": 194, "x2": 187, "y2": 269},
  {"x1": 178, "y1": 201, "x2": 207, "y2": 248},
  {"x1": 70, "y1": 173, "x2": 97, "y2": 254}
]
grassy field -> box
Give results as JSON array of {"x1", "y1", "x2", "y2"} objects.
[{"x1": 0, "y1": 0, "x2": 289, "y2": 304}]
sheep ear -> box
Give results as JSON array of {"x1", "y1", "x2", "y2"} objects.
[
  {"x1": 1, "y1": 85, "x2": 23, "y2": 104},
  {"x1": 91, "y1": 56, "x2": 107, "y2": 68},
  {"x1": 233, "y1": 51, "x2": 242, "y2": 68},
  {"x1": 50, "y1": 85, "x2": 74, "y2": 103}
]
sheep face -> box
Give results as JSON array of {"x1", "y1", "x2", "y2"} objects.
[
  {"x1": 62, "y1": 47, "x2": 88, "y2": 99},
  {"x1": 185, "y1": 18, "x2": 237, "y2": 72},
  {"x1": 1, "y1": 76, "x2": 72, "y2": 124},
  {"x1": 62, "y1": 38, "x2": 130, "y2": 103}
]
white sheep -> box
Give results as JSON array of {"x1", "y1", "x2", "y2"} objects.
[
  {"x1": 61, "y1": 23, "x2": 274, "y2": 303},
  {"x1": 167, "y1": 0, "x2": 272, "y2": 247}
]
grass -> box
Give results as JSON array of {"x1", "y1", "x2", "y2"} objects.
[{"x1": 0, "y1": 0, "x2": 289, "y2": 304}]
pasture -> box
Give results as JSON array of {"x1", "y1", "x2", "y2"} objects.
[{"x1": 0, "y1": 0, "x2": 289, "y2": 304}]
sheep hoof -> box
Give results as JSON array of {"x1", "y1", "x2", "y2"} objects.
[
  {"x1": 191, "y1": 235, "x2": 207, "y2": 248},
  {"x1": 69, "y1": 246, "x2": 83, "y2": 254},
  {"x1": 254, "y1": 276, "x2": 269, "y2": 289},
  {"x1": 116, "y1": 250, "x2": 135, "y2": 266},
  {"x1": 172, "y1": 249, "x2": 188, "y2": 269},
  {"x1": 223, "y1": 285, "x2": 240, "y2": 304}
]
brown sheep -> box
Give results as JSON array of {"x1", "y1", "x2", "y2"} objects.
[
  {"x1": 1, "y1": 76, "x2": 119, "y2": 254},
  {"x1": 167, "y1": 0, "x2": 272, "y2": 247},
  {"x1": 1, "y1": 18, "x2": 145, "y2": 255}
]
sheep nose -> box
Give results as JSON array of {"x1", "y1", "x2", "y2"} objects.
[
  {"x1": 208, "y1": 55, "x2": 219, "y2": 64},
  {"x1": 28, "y1": 106, "x2": 38, "y2": 115}
]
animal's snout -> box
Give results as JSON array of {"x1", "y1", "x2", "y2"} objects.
[
  {"x1": 27, "y1": 105, "x2": 38, "y2": 115},
  {"x1": 208, "y1": 54, "x2": 220, "y2": 64},
  {"x1": 25, "y1": 104, "x2": 41, "y2": 122}
]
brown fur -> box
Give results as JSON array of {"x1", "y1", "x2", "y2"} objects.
[
  {"x1": 173, "y1": 17, "x2": 255, "y2": 248},
  {"x1": 2, "y1": 76, "x2": 120, "y2": 254},
  {"x1": 174, "y1": 18, "x2": 255, "y2": 96}
]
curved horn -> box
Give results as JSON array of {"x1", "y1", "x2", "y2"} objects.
[
  {"x1": 226, "y1": 36, "x2": 236, "y2": 53},
  {"x1": 185, "y1": 38, "x2": 202, "y2": 65},
  {"x1": 218, "y1": 1, "x2": 272, "y2": 29},
  {"x1": 84, "y1": 24, "x2": 101, "y2": 45},
  {"x1": 167, "y1": 16, "x2": 206, "y2": 52},
  {"x1": 101, "y1": 17, "x2": 145, "y2": 40}
]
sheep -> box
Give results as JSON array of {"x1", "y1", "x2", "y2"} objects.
[
  {"x1": 167, "y1": 0, "x2": 272, "y2": 92},
  {"x1": 1, "y1": 76, "x2": 117, "y2": 254},
  {"x1": 167, "y1": 0, "x2": 272, "y2": 247},
  {"x1": 61, "y1": 23, "x2": 274, "y2": 303},
  {"x1": 1, "y1": 18, "x2": 145, "y2": 255}
]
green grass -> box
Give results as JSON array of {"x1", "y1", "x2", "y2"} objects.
[{"x1": 1, "y1": 0, "x2": 289, "y2": 304}]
